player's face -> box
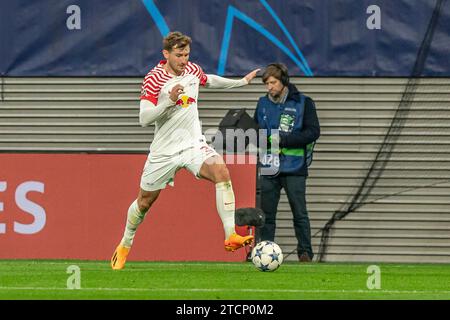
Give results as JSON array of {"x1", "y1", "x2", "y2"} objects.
[
  {"x1": 264, "y1": 76, "x2": 284, "y2": 99},
  {"x1": 163, "y1": 46, "x2": 190, "y2": 76}
]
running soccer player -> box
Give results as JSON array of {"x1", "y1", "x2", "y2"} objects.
[{"x1": 111, "y1": 31, "x2": 259, "y2": 270}]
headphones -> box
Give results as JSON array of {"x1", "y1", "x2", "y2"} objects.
[{"x1": 267, "y1": 63, "x2": 290, "y2": 86}]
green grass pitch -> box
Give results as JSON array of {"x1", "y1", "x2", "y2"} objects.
[{"x1": 0, "y1": 260, "x2": 449, "y2": 300}]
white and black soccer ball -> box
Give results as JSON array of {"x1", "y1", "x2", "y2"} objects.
[{"x1": 251, "y1": 241, "x2": 284, "y2": 272}]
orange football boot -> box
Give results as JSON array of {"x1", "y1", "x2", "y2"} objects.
[
  {"x1": 111, "y1": 244, "x2": 130, "y2": 270},
  {"x1": 224, "y1": 232, "x2": 254, "y2": 252}
]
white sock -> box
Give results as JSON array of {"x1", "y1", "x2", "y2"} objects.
[
  {"x1": 120, "y1": 200, "x2": 147, "y2": 248},
  {"x1": 216, "y1": 181, "x2": 236, "y2": 239}
]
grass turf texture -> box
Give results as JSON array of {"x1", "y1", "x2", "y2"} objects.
[{"x1": 0, "y1": 260, "x2": 449, "y2": 300}]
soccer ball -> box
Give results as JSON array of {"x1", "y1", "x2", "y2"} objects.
[{"x1": 251, "y1": 241, "x2": 283, "y2": 272}]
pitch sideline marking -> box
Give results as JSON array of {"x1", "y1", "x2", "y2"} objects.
[{"x1": 0, "y1": 286, "x2": 449, "y2": 294}]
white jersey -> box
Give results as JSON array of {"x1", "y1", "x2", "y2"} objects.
[{"x1": 140, "y1": 60, "x2": 208, "y2": 156}]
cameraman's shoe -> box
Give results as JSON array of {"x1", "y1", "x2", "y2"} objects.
[{"x1": 298, "y1": 252, "x2": 312, "y2": 262}]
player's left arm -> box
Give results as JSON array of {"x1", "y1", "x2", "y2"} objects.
[{"x1": 204, "y1": 68, "x2": 260, "y2": 89}]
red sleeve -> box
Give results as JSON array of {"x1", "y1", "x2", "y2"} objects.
[
  {"x1": 140, "y1": 73, "x2": 161, "y2": 105},
  {"x1": 140, "y1": 88, "x2": 158, "y2": 105},
  {"x1": 190, "y1": 62, "x2": 208, "y2": 86},
  {"x1": 200, "y1": 71, "x2": 208, "y2": 86}
]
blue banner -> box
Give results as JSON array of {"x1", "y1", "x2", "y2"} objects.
[{"x1": 0, "y1": 0, "x2": 449, "y2": 76}]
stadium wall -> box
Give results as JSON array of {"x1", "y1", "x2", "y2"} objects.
[
  {"x1": 0, "y1": 153, "x2": 256, "y2": 261},
  {"x1": 1, "y1": 77, "x2": 450, "y2": 263}
]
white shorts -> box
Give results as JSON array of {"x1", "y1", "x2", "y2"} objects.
[{"x1": 140, "y1": 142, "x2": 220, "y2": 191}]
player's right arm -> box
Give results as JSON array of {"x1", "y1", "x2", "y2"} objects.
[
  {"x1": 139, "y1": 99, "x2": 173, "y2": 127},
  {"x1": 139, "y1": 67, "x2": 185, "y2": 126}
]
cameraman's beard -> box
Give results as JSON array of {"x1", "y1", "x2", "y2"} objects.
[
  {"x1": 268, "y1": 86, "x2": 288, "y2": 104},
  {"x1": 270, "y1": 92, "x2": 280, "y2": 99}
]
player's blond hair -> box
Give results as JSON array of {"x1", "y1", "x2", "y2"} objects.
[{"x1": 163, "y1": 31, "x2": 192, "y2": 52}]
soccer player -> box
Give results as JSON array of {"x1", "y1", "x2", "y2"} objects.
[{"x1": 111, "y1": 31, "x2": 259, "y2": 270}]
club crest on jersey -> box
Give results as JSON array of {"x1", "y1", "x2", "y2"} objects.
[{"x1": 176, "y1": 95, "x2": 196, "y2": 108}]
